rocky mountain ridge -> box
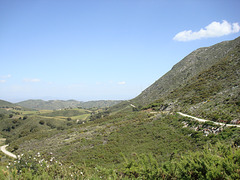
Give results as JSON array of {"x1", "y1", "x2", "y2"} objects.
[{"x1": 132, "y1": 36, "x2": 240, "y2": 106}]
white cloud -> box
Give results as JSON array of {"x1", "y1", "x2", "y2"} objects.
[
  {"x1": 23, "y1": 78, "x2": 41, "y2": 82},
  {"x1": 1, "y1": 74, "x2": 11, "y2": 79},
  {"x1": 0, "y1": 80, "x2": 6, "y2": 83},
  {"x1": 118, "y1": 81, "x2": 126, "y2": 85},
  {"x1": 173, "y1": 20, "x2": 240, "y2": 41}
]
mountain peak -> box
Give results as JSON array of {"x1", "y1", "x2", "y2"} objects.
[{"x1": 132, "y1": 36, "x2": 240, "y2": 106}]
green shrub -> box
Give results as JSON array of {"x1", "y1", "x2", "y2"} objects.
[{"x1": 39, "y1": 120, "x2": 45, "y2": 125}]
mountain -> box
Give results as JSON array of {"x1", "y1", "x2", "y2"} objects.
[
  {"x1": 1, "y1": 37, "x2": 240, "y2": 179},
  {"x1": 132, "y1": 36, "x2": 240, "y2": 106},
  {"x1": 0, "y1": 99, "x2": 24, "y2": 113},
  {"x1": 0, "y1": 99, "x2": 16, "y2": 108},
  {"x1": 17, "y1": 99, "x2": 122, "y2": 110},
  {"x1": 128, "y1": 36, "x2": 240, "y2": 122}
]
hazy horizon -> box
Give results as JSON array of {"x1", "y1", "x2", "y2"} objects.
[{"x1": 1, "y1": 0, "x2": 240, "y2": 103}]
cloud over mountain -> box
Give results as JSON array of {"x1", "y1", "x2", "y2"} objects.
[{"x1": 173, "y1": 20, "x2": 240, "y2": 41}]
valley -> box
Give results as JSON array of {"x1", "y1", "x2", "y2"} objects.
[{"x1": 0, "y1": 36, "x2": 240, "y2": 179}]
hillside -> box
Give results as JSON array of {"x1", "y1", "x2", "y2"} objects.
[
  {"x1": 132, "y1": 36, "x2": 240, "y2": 106},
  {"x1": 17, "y1": 99, "x2": 122, "y2": 110},
  {"x1": 0, "y1": 100, "x2": 24, "y2": 114},
  {"x1": 140, "y1": 36, "x2": 240, "y2": 122},
  {"x1": 0, "y1": 100, "x2": 17, "y2": 108},
  {"x1": 1, "y1": 37, "x2": 240, "y2": 179}
]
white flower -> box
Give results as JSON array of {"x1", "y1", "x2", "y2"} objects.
[{"x1": 50, "y1": 157, "x2": 54, "y2": 162}]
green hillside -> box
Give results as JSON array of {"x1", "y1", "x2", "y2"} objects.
[
  {"x1": 17, "y1": 99, "x2": 122, "y2": 110},
  {"x1": 132, "y1": 36, "x2": 240, "y2": 106},
  {"x1": 142, "y1": 37, "x2": 240, "y2": 122},
  {"x1": 0, "y1": 100, "x2": 15, "y2": 107},
  {"x1": 0, "y1": 99, "x2": 25, "y2": 114},
  {"x1": 1, "y1": 37, "x2": 240, "y2": 179}
]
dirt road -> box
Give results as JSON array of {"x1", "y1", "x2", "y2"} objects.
[{"x1": 0, "y1": 144, "x2": 17, "y2": 159}]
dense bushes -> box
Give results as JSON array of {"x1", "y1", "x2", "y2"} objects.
[
  {"x1": 1, "y1": 143, "x2": 239, "y2": 179},
  {"x1": 115, "y1": 143, "x2": 240, "y2": 179}
]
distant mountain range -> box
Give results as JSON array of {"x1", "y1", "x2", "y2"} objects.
[{"x1": 16, "y1": 99, "x2": 122, "y2": 110}]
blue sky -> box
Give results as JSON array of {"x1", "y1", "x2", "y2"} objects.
[{"x1": 1, "y1": 0, "x2": 240, "y2": 102}]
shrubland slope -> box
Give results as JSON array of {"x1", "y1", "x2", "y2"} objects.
[
  {"x1": 132, "y1": 36, "x2": 240, "y2": 106},
  {"x1": 1, "y1": 37, "x2": 240, "y2": 179},
  {"x1": 141, "y1": 36, "x2": 240, "y2": 122}
]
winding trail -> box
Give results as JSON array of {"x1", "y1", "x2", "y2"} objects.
[
  {"x1": 177, "y1": 112, "x2": 240, "y2": 128},
  {"x1": 0, "y1": 144, "x2": 17, "y2": 159}
]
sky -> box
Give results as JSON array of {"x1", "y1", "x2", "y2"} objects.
[{"x1": 1, "y1": 0, "x2": 240, "y2": 103}]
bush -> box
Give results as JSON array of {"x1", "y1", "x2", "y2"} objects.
[
  {"x1": 116, "y1": 143, "x2": 240, "y2": 179},
  {"x1": 46, "y1": 122, "x2": 56, "y2": 129},
  {"x1": 6, "y1": 152, "x2": 87, "y2": 179},
  {"x1": 39, "y1": 120, "x2": 45, "y2": 125}
]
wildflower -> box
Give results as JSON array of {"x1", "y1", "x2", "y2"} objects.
[
  {"x1": 80, "y1": 172, "x2": 83, "y2": 175},
  {"x1": 6, "y1": 166, "x2": 9, "y2": 169}
]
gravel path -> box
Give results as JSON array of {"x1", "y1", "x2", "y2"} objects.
[
  {"x1": 177, "y1": 112, "x2": 240, "y2": 128},
  {"x1": 0, "y1": 144, "x2": 17, "y2": 159}
]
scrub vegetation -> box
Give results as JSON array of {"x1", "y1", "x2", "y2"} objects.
[{"x1": 0, "y1": 37, "x2": 240, "y2": 179}]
